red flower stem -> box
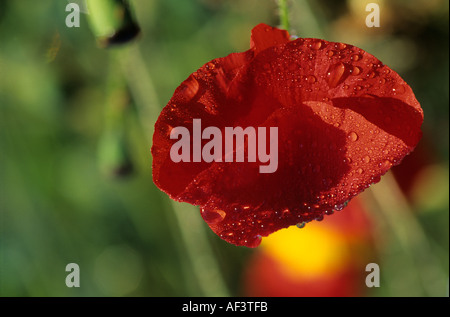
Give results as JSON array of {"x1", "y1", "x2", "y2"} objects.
[
  {"x1": 277, "y1": 0, "x2": 290, "y2": 31},
  {"x1": 118, "y1": 46, "x2": 230, "y2": 296},
  {"x1": 366, "y1": 172, "x2": 446, "y2": 296}
]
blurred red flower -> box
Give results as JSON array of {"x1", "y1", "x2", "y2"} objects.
[
  {"x1": 152, "y1": 23, "x2": 423, "y2": 247},
  {"x1": 243, "y1": 198, "x2": 375, "y2": 297}
]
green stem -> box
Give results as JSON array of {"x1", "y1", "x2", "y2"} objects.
[{"x1": 277, "y1": 0, "x2": 290, "y2": 32}]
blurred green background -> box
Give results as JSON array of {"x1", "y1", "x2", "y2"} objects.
[{"x1": 0, "y1": 0, "x2": 448, "y2": 297}]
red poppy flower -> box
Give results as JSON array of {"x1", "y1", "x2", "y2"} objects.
[{"x1": 152, "y1": 23, "x2": 423, "y2": 247}]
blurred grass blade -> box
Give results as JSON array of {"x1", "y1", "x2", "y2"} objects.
[
  {"x1": 367, "y1": 172, "x2": 448, "y2": 296},
  {"x1": 98, "y1": 53, "x2": 134, "y2": 178}
]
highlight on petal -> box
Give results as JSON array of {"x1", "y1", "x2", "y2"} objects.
[{"x1": 151, "y1": 23, "x2": 423, "y2": 247}]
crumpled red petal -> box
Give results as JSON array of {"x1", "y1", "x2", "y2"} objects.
[{"x1": 152, "y1": 23, "x2": 423, "y2": 247}]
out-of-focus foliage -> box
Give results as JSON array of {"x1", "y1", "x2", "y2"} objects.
[{"x1": 0, "y1": 0, "x2": 448, "y2": 297}]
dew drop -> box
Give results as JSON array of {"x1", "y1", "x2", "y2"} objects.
[
  {"x1": 363, "y1": 156, "x2": 370, "y2": 163},
  {"x1": 222, "y1": 231, "x2": 234, "y2": 237},
  {"x1": 327, "y1": 50, "x2": 335, "y2": 57},
  {"x1": 315, "y1": 214, "x2": 324, "y2": 221},
  {"x1": 335, "y1": 43, "x2": 347, "y2": 50},
  {"x1": 326, "y1": 62, "x2": 345, "y2": 88},
  {"x1": 201, "y1": 208, "x2": 226, "y2": 224},
  {"x1": 334, "y1": 200, "x2": 349, "y2": 211},
  {"x1": 379, "y1": 159, "x2": 393, "y2": 170},
  {"x1": 306, "y1": 75, "x2": 317, "y2": 83},
  {"x1": 309, "y1": 39, "x2": 323, "y2": 50},
  {"x1": 348, "y1": 131, "x2": 359, "y2": 142},
  {"x1": 296, "y1": 222, "x2": 306, "y2": 229},
  {"x1": 357, "y1": 168, "x2": 364, "y2": 174},
  {"x1": 367, "y1": 71, "x2": 376, "y2": 79},
  {"x1": 392, "y1": 84, "x2": 406, "y2": 95},
  {"x1": 351, "y1": 66, "x2": 362, "y2": 75},
  {"x1": 181, "y1": 77, "x2": 200, "y2": 101},
  {"x1": 351, "y1": 53, "x2": 362, "y2": 61}
]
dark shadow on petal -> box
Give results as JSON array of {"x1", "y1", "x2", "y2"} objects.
[
  {"x1": 332, "y1": 97, "x2": 423, "y2": 147},
  {"x1": 187, "y1": 103, "x2": 353, "y2": 246}
]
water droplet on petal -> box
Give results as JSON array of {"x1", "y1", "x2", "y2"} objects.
[
  {"x1": 392, "y1": 84, "x2": 406, "y2": 95},
  {"x1": 296, "y1": 222, "x2": 306, "y2": 229},
  {"x1": 306, "y1": 75, "x2": 317, "y2": 83},
  {"x1": 335, "y1": 43, "x2": 347, "y2": 50},
  {"x1": 221, "y1": 231, "x2": 234, "y2": 238},
  {"x1": 379, "y1": 159, "x2": 393, "y2": 170},
  {"x1": 246, "y1": 235, "x2": 262, "y2": 248},
  {"x1": 351, "y1": 66, "x2": 362, "y2": 75},
  {"x1": 367, "y1": 71, "x2": 376, "y2": 79},
  {"x1": 351, "y1": 53, "x2": 362, "y2": 61},
  {"x1": 334, "y1": 200, "x2": 349, "y2": 211},
  {"x1": 363, "y1": 156, "x2": 370, "y2": 163},
  {"x1": 357, "y1": 168, "x2": 364, "y2": 174},
  {"x1": 326, "y1": 62, "x2": 345, "y2": 88},
  {"x1": 180, "y1": 77, "x2": 200, "y2": 101},
  {"x1": 348, "y1": 131, "x2": 359, "y2": 141},
  {"x1": 201, "y1": 208, "x2": 226, "y2": 224},
  {"x1": 309, "y1": 39, "x2": 323, "y2": 50}
]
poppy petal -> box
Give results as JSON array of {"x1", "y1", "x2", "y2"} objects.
[{"x1": 152, "y1": 23, "x2": 423, "y2": 247}]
